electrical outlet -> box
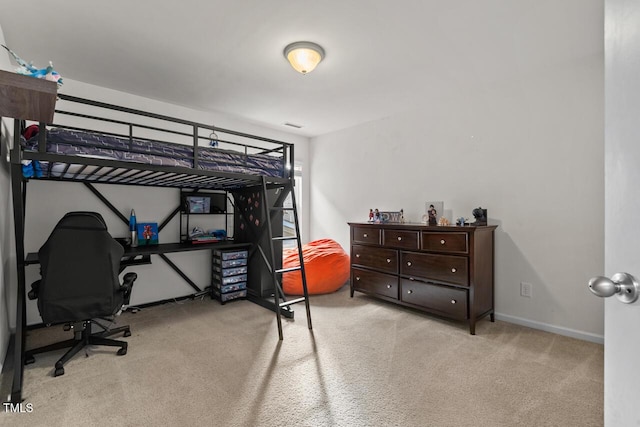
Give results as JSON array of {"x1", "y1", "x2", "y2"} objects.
[{"x1": 520, "y1": 282, "x2": 532, "y2": 298}]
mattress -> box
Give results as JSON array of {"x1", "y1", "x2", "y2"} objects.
[{"x1": 22, "y1": 128, "x2": 285, "y2": 178}]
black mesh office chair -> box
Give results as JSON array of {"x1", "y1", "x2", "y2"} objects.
[{"x1": 25, "y1": 211, "x2": 137, "y2": 377}]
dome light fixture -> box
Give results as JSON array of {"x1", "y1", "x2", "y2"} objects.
[{"x1": 283, "y1": 41, "x2": 325, "y2": 74}]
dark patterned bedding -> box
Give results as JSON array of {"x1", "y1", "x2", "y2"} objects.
[{"x1": 21, "y1": 128, "x2": 285, "y2": 178}]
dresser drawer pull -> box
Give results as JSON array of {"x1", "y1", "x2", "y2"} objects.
[
  {"x1": 386, "y1": 258, "x2": 391, "y2": 263},
  {"x1": 451, "y1": 268, "x2": 457, "y2": 273},
  {"x1": 440, "y1": 239, "x2": 446, "y2": 245},
  {"x1": 407, "y1": 261, "x2": 412, "y2": 267},
  {"x1": 386, "y1": 284, "x2": 392, "y2": 289},
  {"x1": 356, "y1": 254, "x2": 360, "y2": 258},
  {"x1": 356, "y1": 276, "x2": 361, "y2": 281},
  {"x1": 397, "y1": 236, "x2": 402, "y2": 241},
  {"x1": 451, "y1": 299, "x2": 457, "y2": 304},
  {"x1": 363, "y1": 233, "x2": 368, "y2": 238},
  {"x1": 407, "y1": 289, "x2": 413, "y2": 294}
]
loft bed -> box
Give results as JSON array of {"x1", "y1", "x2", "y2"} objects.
[
  {"x1": 14, "y1": 94, "x2": 292, "y2": 189},
  {"x1": 5, "y1": 90, "x2": 311, "y2": 404}
]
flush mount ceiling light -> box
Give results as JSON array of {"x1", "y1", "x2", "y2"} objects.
[{"x1": 283, "y1": 41, "x2": 325, "y2": 74}]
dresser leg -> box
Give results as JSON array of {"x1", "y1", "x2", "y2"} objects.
[
  {"x1": 490, "y1": 312, "x2": 495, "y2": 322},
  {"x1": 350, "y1": 286, "x2": 354, "y2": 297},
  {"x1": 469, "y1": 320, "x2": 476, "y2": 335}
]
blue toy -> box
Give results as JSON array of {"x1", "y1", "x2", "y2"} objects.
[{"x1": 2, "y1": 45, "x2": 63, "y2": 87}]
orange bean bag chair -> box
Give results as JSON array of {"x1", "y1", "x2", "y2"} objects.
[{"x1": 282, "y1": 238, "x2": 350, "y2": 295}]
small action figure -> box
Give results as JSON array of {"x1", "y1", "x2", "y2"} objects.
[
  {"x1": 428, "y1": 204, "x2": 437, "y2": 226},
  {"x1": 472, "y1": 207, "x2": 487, "y2": 225},
  {"x1": 369, "y1": 208, "x2": 374, "y2": 222}
]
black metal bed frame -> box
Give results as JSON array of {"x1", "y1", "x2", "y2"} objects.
[
  {"x1": 6, "y1": 94, "x2": 311, "y2": 404},
  {"x1": 18, "y1": 94, "x2": 294, "y2": 189}
]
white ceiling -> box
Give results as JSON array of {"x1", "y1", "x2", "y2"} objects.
[{"x1": 0, "y1": 0, "x2": 602, "y2": 137}]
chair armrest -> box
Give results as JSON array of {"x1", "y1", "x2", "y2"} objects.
[
  {"x1": 120, "y1": 272, "x2": 137, "y2": 305},
  {"x1": 28, "y1": 280, "x2": 41, "y2": 300}
]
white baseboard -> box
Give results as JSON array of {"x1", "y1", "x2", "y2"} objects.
[{"x1": 495, "y1": 313, "x2": 604, "y2": 344}]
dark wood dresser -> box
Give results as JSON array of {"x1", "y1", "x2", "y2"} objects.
[{"x1": 348, "y1": 222, "x2": 497, "y2": 334}]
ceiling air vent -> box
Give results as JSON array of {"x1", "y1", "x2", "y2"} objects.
[{"x1": 284, "y1": 122, "x2": 303, "y2": 129}]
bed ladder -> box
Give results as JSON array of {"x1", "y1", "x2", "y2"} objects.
[{"x1": 261, "y1": 177, "x2": 312, "y2": 340}]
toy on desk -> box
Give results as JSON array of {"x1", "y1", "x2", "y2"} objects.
[
  {"x1": 136, "y1": 222, "x2": 158, "y2": 245},
  {"x1": 2, "y1": 45, "x2": 63, "y2": 87},
  {"x1": 189, "y1": 227, "x2": 226, "y2": 244}
]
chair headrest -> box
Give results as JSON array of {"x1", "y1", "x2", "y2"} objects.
[{"x1": 55, "y1": 211, "x2": 108, "y2": 231}]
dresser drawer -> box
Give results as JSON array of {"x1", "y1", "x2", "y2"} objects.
[
  {"x1": 421, "y1": 232, "x2": 468, "y2": 254},
  {"x1": 352, "y1": 267, "x2": 398, "y2": 299},
  {"x1": 352, "y1": 245, "x2": 398, "y2": 273},
  {"x1": 382, "y1": 229, "x2": 419, "y2": 250},
  {"x1": 400, "y1": 252, "x2": 469, "y2": 286},
  {"x1": 400, "y1": 279, "x2": 468, "y2": 319},
  {"x1": 352, "y1": 227, "x2": 380, "y2": 245}
]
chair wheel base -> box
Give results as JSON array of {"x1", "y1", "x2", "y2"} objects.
[
  {"x1": 54, "y1": 367, "x2": 64, "y2": 377},
  {"x1": 123, "y1": 330, "x2": 131, "y2": 337},
  {"x1": 117, "y1": 347, "x2": 127, "y2": 356}
]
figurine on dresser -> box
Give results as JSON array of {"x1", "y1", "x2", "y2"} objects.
[
  {"x1": 427, "y1": 204, "x2": 437, "y2": 225},
  {"x1": 472, "y1": 207, "x2": 487, "y2": 225},
  {"x1": 374, "y1": 209, "x2": 381, "y2": 223}
]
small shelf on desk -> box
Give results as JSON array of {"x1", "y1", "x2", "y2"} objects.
[{"x1": 179, "y1": 189, "x2": 233, "y2": 244}]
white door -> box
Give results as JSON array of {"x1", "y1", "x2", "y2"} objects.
[{"x1": 604, "y1": 0, "x2": 640, "y2": 425}]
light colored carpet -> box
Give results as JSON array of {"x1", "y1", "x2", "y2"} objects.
[{"x1": 2, "y1": 286, "x2": 603, "y2": 426}]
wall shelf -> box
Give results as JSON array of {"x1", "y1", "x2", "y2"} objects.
[{"x1": 0, "y1": 70, "x2": 57, "y2": 123}]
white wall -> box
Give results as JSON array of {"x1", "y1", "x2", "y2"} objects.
[
  {"x1": 3, "y1": 78, "x2": 309, "y2": 327},
  {"x1": 310, "y1": 24, "x2": 604, "y2": 340}
]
